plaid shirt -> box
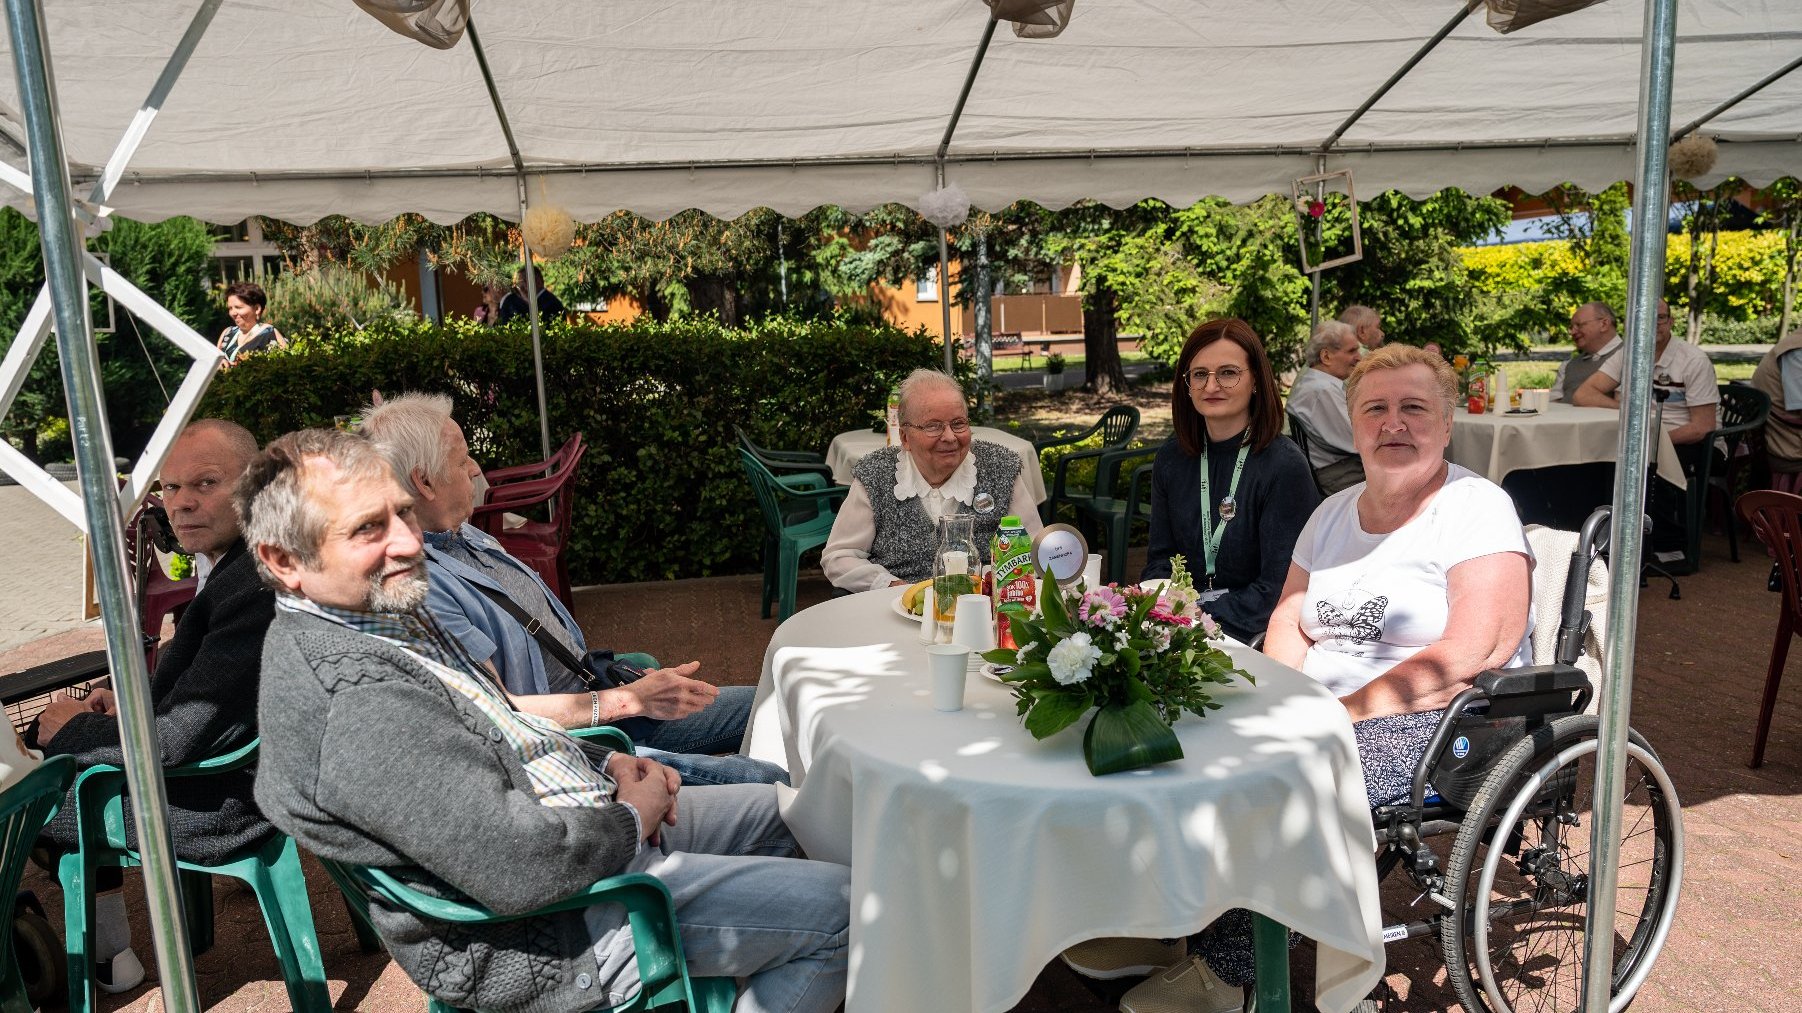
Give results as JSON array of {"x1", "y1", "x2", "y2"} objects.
[{"x1": 277, "y1": 596, "x2": 618, "y2": 809}]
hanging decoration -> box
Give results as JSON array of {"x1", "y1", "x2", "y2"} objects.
[
  {"x1": 983, "y1": 0, "x2": 1076, "y2": 39},
  {"x1": 522, "y1": 203, "x2": 576, "y2": 261},
  {"x1": 918, "y1": 183, "x2": 973, "y2": 229},
  {"x1": 1669, "y1": 135, "x2": 1719, "y2": 182},
  {"x1": 1482, "y1": 0, "x2": 1610, "y2": 35},
  {"x1": 352, "y1": 0, "x2": 470, "y2": 49}
]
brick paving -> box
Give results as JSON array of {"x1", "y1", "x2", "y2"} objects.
[
  {"x1": 0, "y1": 484, "x2": 93, "y2": 654},
  {"x1": 1, "y1": 534, "x2": 1798, "y2": 1012}
]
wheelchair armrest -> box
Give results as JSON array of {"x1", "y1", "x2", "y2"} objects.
[{"x1": 1474, "y1": 665, "x2": 1591, "y2": 699}]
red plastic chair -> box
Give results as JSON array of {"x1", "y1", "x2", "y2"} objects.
[
  {"x1": 1737, "y1": 489, "x2": 1802, "y2": 768},
  {"x1": 483, "y1": 432, "x2": 583, "y2": 492},
  {"x1": 126, "y1": 495, "x2": 197, "y2": 669},
  {"x1": 472, "y1": 441, "x2": 588, "y2": 607}
]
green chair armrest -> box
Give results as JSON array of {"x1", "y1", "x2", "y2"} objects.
[
  {"x1": 1093, "y1": 446, "x2": 1158, "y2": 499},
  {"x1": 1032, "y1": 419, "x2": 1104, "y2": 457},
  {"x1": 569, "y1": 725, "x2": 637, "y2": 753},
  {"x1": 1047, "y1": 444, "x2": 1113, "y2": 502}
]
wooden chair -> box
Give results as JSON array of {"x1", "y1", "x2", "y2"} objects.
[
  {"x1": 1737, "y1": 489, "x2": 1802, "y2": 768},
  {"x1": 471, "y1": 440, "x2": 589, "y2": 607}
]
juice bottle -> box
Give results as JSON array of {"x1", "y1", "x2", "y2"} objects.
[
  {"x1": 886, "y1": 386, "x2": 902, "y2": 446},
  {"x1": 990, "y1": 515, "x2": 1036, "y2": 649}
]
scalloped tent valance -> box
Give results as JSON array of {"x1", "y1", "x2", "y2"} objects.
[{"x1": 3, "y1": 0, "x2": 1800, "y2": 226}]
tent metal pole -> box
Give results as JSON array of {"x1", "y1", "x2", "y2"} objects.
[
  {"x1": 1317, "y1": 0, "x2": 1481, "y2": 154},
  {"x1": 1672, "y1": 54, "x2": 1802, "y2": 141},
  {"x1": 1, "y1": 3, "x2": 201, "y2": 1010},
  {"x1": 469, "y1": 18, "x2": 552, "y2": 460},
  {"x1": 1584, "y1": 0, "x2": 1677, "y2": 1007},
  {"x1": 933, "y1": 15, "x2": 998, "y2": 374}
]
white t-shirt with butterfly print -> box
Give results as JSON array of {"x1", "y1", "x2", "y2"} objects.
[{"x1": 1291, "y1": 463, "x2": 1534, "y2": 698}]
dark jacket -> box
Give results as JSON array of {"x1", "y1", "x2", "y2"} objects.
[
  {"x1": 498, "y1": 287, "x2": 566, "y2": 325},
  {"x1": 1141, "y1": 433, "x2": 1319, "y2": 643},
  {"x1": 254, "y1": 607, "x2": 635, "y2": 1013},
  {"x1": 40, "y1": 540, "x2": 275, "y2": 864}
]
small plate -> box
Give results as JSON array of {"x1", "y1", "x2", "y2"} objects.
[
  {"x1": 980, "y1": 662, "x2": 1013, "y2": 683},
  {"x1": 891, "y1": 594, "x2": 927, "y2": 623},
  {"x1": 1504, "y1": 408, "x2": 1539, "y2": 416}
]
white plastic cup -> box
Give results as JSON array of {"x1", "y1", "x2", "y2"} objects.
[
  {"x1": 1083, "y1": 554, "x2": 1104, "y2": 589},
  {"x1": 925, "y1": 644, "x2": 972, "y2": 711},
  {"x1": 951, "y1": 594, "x2": 996, "y2": 659},
  {"x1": 917, "y1": 586, "x2": 938, "y2": 644}
]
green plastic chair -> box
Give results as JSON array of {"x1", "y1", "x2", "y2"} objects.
[
  {"x1": 1672, "y1": 384, "x2": 1769, "y2": 575},
  {"x1": 57, "y1": 739, "x2": 332, "y2": 1013},
  {"x1": 1, "y1": 755, "x2": 76, "y2": 1013},
  {"x1": 320, "y1": 726, "x2": 736, "y2": 1013},
  {"x1": 1039, "y1": 409, "x2": 1143, "y2": 525},
  {"x1": 1066, "y1": 446, "x2": 1160, "y2": 584},
  {"x1": 1030, "y1": 405, "x2": 1140, "y2": 458},
  {"x1": 732, "y1": 426, "x2": 835, "y2": 489},
  {"x1": 738, "y1": 448, "x2": 848, "y2": 621}
]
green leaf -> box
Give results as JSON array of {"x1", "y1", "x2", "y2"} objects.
[
  {"x1": 1082, "y1": 700, "x2": 1184, "y2": 775},
  {"x1": 980, "y1": 648, "x2": 1017, "y2": 666},
  {"x1": 1023, "y1": 692, "x2": 1091, "y2": 740},
  {"x1": 1040, "y1": 582, "x2": 1070, "y2": 628}
]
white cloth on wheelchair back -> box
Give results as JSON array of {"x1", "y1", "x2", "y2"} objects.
[{"x1": 1525, "y1": 524, "x2": 1608, "y2": 715}]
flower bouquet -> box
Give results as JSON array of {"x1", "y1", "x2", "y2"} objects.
[{"x1": 982, "y1": 556, "x2": 1252, "y2": 776}]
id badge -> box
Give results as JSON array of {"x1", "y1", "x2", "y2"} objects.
[{"x1": 1198, "y1": 587, "x2": 1227, "y2": 604}]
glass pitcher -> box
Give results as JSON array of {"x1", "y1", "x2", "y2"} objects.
[{"x1": 932, "y1": 513, "x2": 981, "y2": 643}]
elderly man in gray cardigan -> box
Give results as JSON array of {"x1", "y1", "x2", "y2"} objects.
[{"x1": 242, "y1": 429, "x2": 848, "y2": 1013}]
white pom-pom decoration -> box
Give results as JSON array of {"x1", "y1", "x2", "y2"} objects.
[
  {"x1": 522, "y1": 204, "x2": 576, "y2": 260},
  {"x1": 1669, "y1": 135, "x2": 1718, "y2": 182},
  {"x1": 918, "y1": 183, "x2": 972, "y2": 229}
]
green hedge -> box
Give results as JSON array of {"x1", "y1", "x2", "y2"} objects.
[{"x1": 200, "y1": 318, "x2": 944, "y2": 584}]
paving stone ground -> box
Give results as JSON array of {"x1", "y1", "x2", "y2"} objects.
[
  {"x1": 0, "y1": 484, "x2": 95, "y2": 654},
  {"x1": 2, "y1": 534, "x2": 1797, "y2": 1012}
]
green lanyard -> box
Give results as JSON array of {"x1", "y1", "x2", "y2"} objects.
[{"x1": 1197, "y1": 432, "x2": 1251, "y2": 589}]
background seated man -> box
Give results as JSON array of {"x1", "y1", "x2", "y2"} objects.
[
  {"x1": 822, "y1": 368, "x2": 1041, "y2": 591},
  {"x1": 243, "y1": 429, "x2": 849, "y2": 1013},
  {"x1": 1287, "y1": 319, "x2": 1365, "y2": 494},
  {"x1": 1552, "y1": 301, "x2": 1624, "y2": 402},
  {"x1": 1339, "y1": 304, "x2": 1384, "y2": 352},
  {"x1": 358, "y1": 393, "x2": 782, "y2": 785},
  {"x1": 1572, "y1": 300, "x2": 1718, "y2": 562},
  {"x1": 30, "y1": 420, "x2": 271, "y2": 993},
  {"x1": 1753, "y1": 325, "x2": 1802, "y2": 492}
]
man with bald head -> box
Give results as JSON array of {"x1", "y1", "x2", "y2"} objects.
[
  {"x1": 1338, "y1": 305, "x2": 1384, "y2": 352},
  {"x1": 32, "y1": 419, "x2": 277, "y2": 995},
  {"x1": 1552, "y1": 302, "x2": 1623, "y2": 402}
]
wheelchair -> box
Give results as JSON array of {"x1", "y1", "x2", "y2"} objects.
[{"x1": 1369, "y1": 507, "x2": 1684, "y2": 1013}]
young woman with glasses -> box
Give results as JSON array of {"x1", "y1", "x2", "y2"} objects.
[{"x1": 1140, "y1": 317, "x2": 1319, "y2": 644}]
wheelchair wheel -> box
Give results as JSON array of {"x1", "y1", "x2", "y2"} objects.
[
  {"x1": 1439, "y1": 715, "x2": 1682, "y2": 1013},
  {"x1": 13, "y1": 906, "x2": 65, "y2": 1006}
]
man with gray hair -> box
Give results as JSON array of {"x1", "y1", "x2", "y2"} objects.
[
  {"x1": 358, "y1": 393, "x2": 781, "y2": 786},
  {"x1": 1286, "y1": 320, "x2": 1365, "y2": 494},
  {"x1": 244, "y1": 428, "x2": 849, "y2": 1013},
  {"x1": 1338, "y1": 305, "x2": 1384, "y2": 351},
  {"x1": 1552, "y1": 301, "x2": 1622, "y2": 402}
]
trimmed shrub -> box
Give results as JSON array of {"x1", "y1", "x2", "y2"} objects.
[{"x1": 199, "y1": 317, "x2": 945, "y2": 584}]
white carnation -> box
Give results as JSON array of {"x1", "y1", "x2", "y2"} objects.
[{"x1": 1046, "y1": 632, "x2": 1101, "y2": 686}]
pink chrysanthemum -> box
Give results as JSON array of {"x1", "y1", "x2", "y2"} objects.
[
  {"x1": 1078, "y1": 587, "x2": 1128, "y2": 627},
  {"x1": 1148, "y1": 607, "x2": 1193, "y2": 628}
]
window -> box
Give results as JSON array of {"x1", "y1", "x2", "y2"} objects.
[{"x1": 916, "y1": 265, "x2": 939, "y2": 302}]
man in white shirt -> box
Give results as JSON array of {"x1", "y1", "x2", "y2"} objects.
[
  {"x1": 1287, "y1": 320, "x2": 1364, "y2": 494},
  {"x1": 1574, "y1": 300, "x2": 1719, "y2": 561},
  {"x1": 1339, "y1": 305, "x2": 1384, "y2": 352},
  {"x1": 1552, "y1": 302, "x2": 1624, "y2": 402}
]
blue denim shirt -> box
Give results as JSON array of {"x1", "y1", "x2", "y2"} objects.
[{"x1": 423, "y1": 523, "x2": 589, "y2": 696}]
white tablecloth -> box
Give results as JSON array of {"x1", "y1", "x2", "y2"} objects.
[
  {"x1": 1449, "y1": 402, "x2": 1686, "y2": 489},
  {"x1": 825, "y1": 427, "x2": 1049, "y2": 504},
  {"x1": 744, "y1": 587, "x2": 1385, "y2": 1013}
]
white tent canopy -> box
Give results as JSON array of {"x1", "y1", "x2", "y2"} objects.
[{"x1": 2, "y1": 0, "x2": 1799, "y2": 227}]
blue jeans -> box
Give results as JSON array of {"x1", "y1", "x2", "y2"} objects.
[
  {"x1": 585, "y1": 784, "x2": 850, "y2": 1013},
  {"x1": 609, "y1": 681, "x2": 785, "y2": 785},
  {"x1": 616, "y1": 686, "x2": 789, "y2": 786}
]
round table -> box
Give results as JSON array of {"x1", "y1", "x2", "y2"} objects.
[
  {"x1": 1449, "y1": 402, "x2": 1687, "y2": 489},
  {"x1": 743, "y1": 587, "x2": 1386, "y2": 1013},
  {"x1": 825, "y1": 426, "x2": 1049, "y2": 504}
]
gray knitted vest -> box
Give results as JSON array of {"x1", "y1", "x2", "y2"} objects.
[
  {"x1": 853, "y1": 441, "x2": 1023, "y2": 583},
  {"x1": 1559, "y1": 354, "x2": 1610, "y2": 401}
]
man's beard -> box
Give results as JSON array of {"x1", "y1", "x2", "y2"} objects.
[{"x1": 366, "y1": 556, "x2": 429, "y2": 612}]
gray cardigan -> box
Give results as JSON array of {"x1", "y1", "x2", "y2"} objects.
[{"x1": 254, "y1": 607, "x2": 639, "y2": 1013}]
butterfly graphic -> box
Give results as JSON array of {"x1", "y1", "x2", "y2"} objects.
[{"x1": 1316, "y1": 594, "x2": 1388, "y2": 645}]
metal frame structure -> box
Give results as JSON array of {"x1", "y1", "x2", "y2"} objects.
[{"x1": 0, "y1": 0, "x2": 1742, "y2": 1006}]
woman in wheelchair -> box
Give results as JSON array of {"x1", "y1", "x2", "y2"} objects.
[{"x1": 1264, "y1": 343, "x2": 1533, "y2": 808}]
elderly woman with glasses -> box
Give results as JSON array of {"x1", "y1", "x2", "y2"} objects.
[
  {"x1": 823, "y1": 369, "x2": 1042, "y2": 592},
  {"x1": 1141, "y1": 318, "x2": 1319, "y2": 643}
]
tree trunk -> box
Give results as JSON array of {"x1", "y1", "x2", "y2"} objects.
[
  {"x1": 1082, "y1": 281, "x2": 1127, "y2": 395},
  {"x1": 687, "y1": 277, "x2": 740, "y2": 327},
  {"x1": 1685, "y1": 201, "x2": 1704, "y2": 343},
  {"x1": 972, "y1": 233, "x2": 993, "y2": 411},
  {"x1": 1782, "y1": 211, "x2": 1799, "y2": 340}
]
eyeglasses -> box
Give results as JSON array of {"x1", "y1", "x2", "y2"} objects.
[
  {"x1": 1183, "y1": 366, "x2": 1248, "y2": 390},
  {"x1": 903, "y1": 419, "x2": 971, "y2": 438}
]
